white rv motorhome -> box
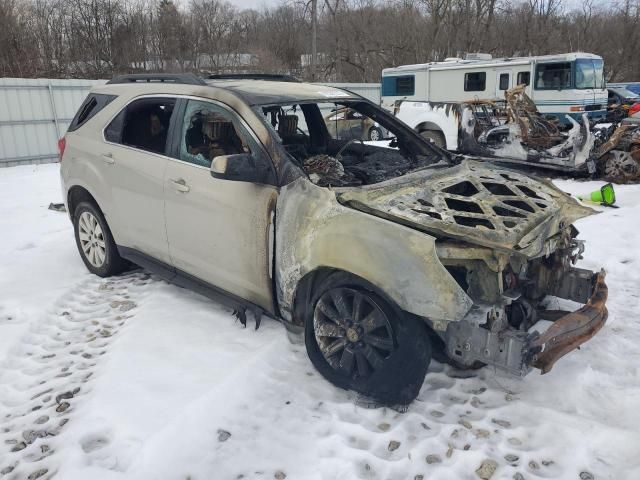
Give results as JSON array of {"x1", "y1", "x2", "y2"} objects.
[{"x1": 382, "y1": 52, "x2": 607, "y2": 150}]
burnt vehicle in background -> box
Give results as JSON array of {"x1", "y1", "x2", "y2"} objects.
[
  {"x1": 395, "y1": 84, "x2": 640, "y2": 183},
  {"x1": 606, "y1": 86, "x2": 640, "y2": 122}
]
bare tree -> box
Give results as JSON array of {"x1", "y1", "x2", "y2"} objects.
[{"x1": 1, "y1": 0, "x2": 639, "y2": 82}]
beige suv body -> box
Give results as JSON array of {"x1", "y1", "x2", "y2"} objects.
[{"x1": 60, "y1": 74, "x2": 608, "y2": 405}]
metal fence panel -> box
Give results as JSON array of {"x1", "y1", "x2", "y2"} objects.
[
  {"x1": 318, "y1": 83, "x2": 381, "y2": 104},
  {"x1": 0, "y1": 78, "x2": 380, "y2": 167},
  {"x1": 0, "y1": 78, "x2": 106, "y2": 167}
]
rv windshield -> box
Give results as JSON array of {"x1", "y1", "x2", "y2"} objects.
[
  {"x1": 575, "y1": 59, "x2": 605, "y2": 89},
  {"x1": 254, "y1": 100, "x2": 447, "y2": 187}
]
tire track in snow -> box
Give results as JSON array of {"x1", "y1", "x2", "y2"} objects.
[{"x1": 0, "y1": 271, "x2": 155, "y2": 479}]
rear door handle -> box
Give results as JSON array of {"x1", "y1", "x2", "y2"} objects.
[
  {"x1": 101, "y1": 152, "x2": 114, "y2": 164},
  {"x1": 169, "y1": 178, "x2": 190, "y2": 193}
]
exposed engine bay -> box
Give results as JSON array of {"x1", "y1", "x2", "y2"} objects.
[
  {"x1": 439, "y1": 227, "x2": 606, "y2": 376},
  {"x1": 256, "y1": 100, "x2": 447, "y2": 187},
  {"x1": 333, "y1": 159, "x2": 607, "y2": 375}
]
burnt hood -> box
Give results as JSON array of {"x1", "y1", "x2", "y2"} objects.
[{"x1": 336, "y1": 160, "x2": 596, "y2": 258}]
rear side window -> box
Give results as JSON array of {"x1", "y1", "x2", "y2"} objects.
[
  {"x1": 381, "y1": 75, "x2": 415, "y2": 96},
  {"x1": 464, "y1": 72, "x2": 486, "y2": 91},
  {"x1": 104, "y1": 98, "x2": 176, "y2": 155},
  {"x1": 68, "y1": 93, "x2": 116, "y2": 132}
]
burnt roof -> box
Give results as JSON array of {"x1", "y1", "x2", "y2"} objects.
[{"x1": 203, "y1": 79, "x2": 359, "y2": 105}]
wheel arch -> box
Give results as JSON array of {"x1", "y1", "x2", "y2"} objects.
[
  {"x1": 292, "y1": 267, "x2": 393, "y2": 325},
  {"x1": 291, "y1": 267, "x2": 444, "y2": 341},
  {"x1": 415, "y1": 121, "x2": 443, "y2": 133},
  {"x1": 67, "y1": 185, "x2": 103, "y2": 220}
]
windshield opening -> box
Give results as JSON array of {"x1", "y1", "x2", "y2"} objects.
[
  {"x1": 254, "y1": 100, "x2": 445, "y2": 187},
  {"x1": 575, "y1": 59, "x2": 605, "y2": 89}
]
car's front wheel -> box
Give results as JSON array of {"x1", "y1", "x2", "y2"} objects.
[
  {"x1": 73, "y1": 201, "x2": 126, "y2": 277},
  {"x1": 304, "y1": 272, "x2": 431, "y2": 405}
]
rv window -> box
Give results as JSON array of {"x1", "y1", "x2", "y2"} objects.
[
  {"x1": 464, "y1": 72, "x2": 486, "y2": 92},
  {"x1": 499, "y1": 73, "x2": 510, "y2": 90},
  {"x1": 517, "y1": 71, "x2": 530, "y2": 86},
  {"x1": 535, "y1": 62, "x2": 571, "y2": 90},
  {"x1": 381, "y1": 75, "x2": 415, "y2": 96},
  {"x1": 575, "y1": 59, "x2": 605, "y2": 89}
]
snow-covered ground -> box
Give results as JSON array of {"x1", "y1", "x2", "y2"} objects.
[{"x1": 1, "y1": 163, "x2": 639, "y2": 480}]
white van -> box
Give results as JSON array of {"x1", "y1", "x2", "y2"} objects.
[{"x1": 382, "y1": 52, "x2": 607, "y2": 149}]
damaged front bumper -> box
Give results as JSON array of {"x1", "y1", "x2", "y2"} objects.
[
  {"x1": 445, "y1": 270, "x2": 608, "y2": 376},
  {"x1": 528, "y1": 271, "x2": 608, "y2": 373}
]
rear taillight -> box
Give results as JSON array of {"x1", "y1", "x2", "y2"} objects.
[{"x1": 57, "y1": 137, "x2": 66, "y2": 162}]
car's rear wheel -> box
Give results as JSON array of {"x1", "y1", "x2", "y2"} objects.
[
  {"x1": 73, "y1": 201, "x2": 126, "y2": 277},
  {"x1": 304, "y1": 272, "x2": 431, "y2": 405}
]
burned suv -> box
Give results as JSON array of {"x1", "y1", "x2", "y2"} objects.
[{"x1": 60, "y1": 74, "x2": 608, "y2": 405}]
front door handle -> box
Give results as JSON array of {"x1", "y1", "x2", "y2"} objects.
[
  {"x1": 169, "y1": 178, "x2": 190, "y2": 193},
  {"x1": 101, "y1": 152, "x2": 115, "y2": 164}
]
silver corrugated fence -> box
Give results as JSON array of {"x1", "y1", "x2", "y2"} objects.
[
  {"x1": 0, "y1": 78, "x2": 106, "y2": 167},
  {"x1": 319, "y1": 83, "x2": 381, "y2": 104},
  {"x1": 0, "y1": 78, "x2": 380, "y2": 167}
]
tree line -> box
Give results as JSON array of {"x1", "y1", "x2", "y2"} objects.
[{"x1": 1, "y1": 0, "x2": 639, "y2": 82}]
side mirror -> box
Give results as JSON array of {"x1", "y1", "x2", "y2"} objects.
[
  {"x1": 210, "y1": 152, "x2": 273, "y2": 184},
  {"x1": 210, "y1": 153, "x2": 253, "y2": 180}
]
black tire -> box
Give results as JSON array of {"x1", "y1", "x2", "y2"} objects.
[
  {"x1": 73, "y1": 201, "x2": 126, "y2": 277},
  {"x1": 303, "y1": 272, "x2": 431, "y2": 405},
  {"x1": 368, "y1": 127, "x2": 383, "y2": 141},
  {"x1": 420, "y1": 130, "x2": 446, "y2": 149}
]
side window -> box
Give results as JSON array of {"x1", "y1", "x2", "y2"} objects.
[
  {"x1": 517, "y1": 71, "x2": 531, "y2": 86},
  {"x1": 464, "y1": 72, "x2": 486, "y2": 92},
  {"x1": 535, "y1": 62, "x2": 572, "y2": 90},
  {"x1": 180, "y1": 100, "x2": 260, "y2": 169},
  {"x1": 104, "y1": 110, "x2": 125, "y2": 143},
  {"x1": 499, "y1": 73, "x2": 510, "y2": 91},
  {"x1": 105, "y1": 98, "x2": 175, "y2": 155},
  {"x1": 381, "y1": 75, "x2": 415, "y2": 96},
  {"x1": 68, "y1": 93, "x2": 116, "y2": 132}
]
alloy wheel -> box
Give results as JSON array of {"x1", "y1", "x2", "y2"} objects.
[
  {"x1": 313, "y1": 287, "x2": 395, "y2": 379},
  {"x1": 78, "y1": 211, "x2": 106, "y2": 268}
]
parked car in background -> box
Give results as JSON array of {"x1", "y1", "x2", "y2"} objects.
[
  {"x1": 59, "y1": 74, "x2": 608, "y2": 406},
  {"x1": 324, "y1": 106, "x2": 385, "y2": 141},
  {"x1": 608, "y1": 82, "x2": 640, "y2": 96}
]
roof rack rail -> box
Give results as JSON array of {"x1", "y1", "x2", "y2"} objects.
[
  {"x1": 207, "y1": 73, "x2": 301, "y2": 83},
  {"x1": 107, "y1": 73, "x2": 207, "y2": 86}
]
